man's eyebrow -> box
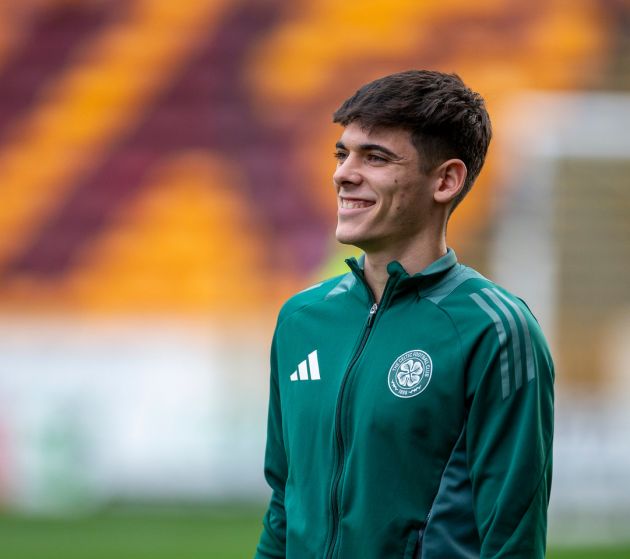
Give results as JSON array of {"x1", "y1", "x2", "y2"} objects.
[
  {"x1": 360, "y1": 143, "x2": 401, "y2": 159},
  {"x1": 334, "y1": 141, "x2": 402, "y2": 159}
]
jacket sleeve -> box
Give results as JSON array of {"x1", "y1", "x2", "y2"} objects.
[
  {"x1": 255, "y1": 330, "x2": 288, "y2": 559},
  {"x1": 465, "y1": 303, "x2": 554, "y2": 558}
]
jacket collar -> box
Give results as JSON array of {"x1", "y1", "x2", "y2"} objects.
[{"x1": 346, "y1": 248, "x2": 458, "y2": 297}]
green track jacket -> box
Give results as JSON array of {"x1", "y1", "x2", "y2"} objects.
[{"x1": 255, "y1": 250, "x2": 554, "y2": 559}]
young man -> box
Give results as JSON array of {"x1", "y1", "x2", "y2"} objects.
[{"x1": 255, "y1": 70, "x2": 554, "y2": 559}]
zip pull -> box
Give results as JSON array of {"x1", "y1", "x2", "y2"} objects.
[{"x1": 367, "y1": 303, "x2": 378, "y2": 327}]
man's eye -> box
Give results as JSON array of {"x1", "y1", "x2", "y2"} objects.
[
  {"x1": 367, "y1": 153, "x2": 387, "y2": 163},
  {"x1": 333, "y1": 151, "x2": 347, "y2": 161}
]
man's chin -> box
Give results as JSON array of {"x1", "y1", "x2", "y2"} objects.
[
  {"x1": 335, "y1": 228, "x2": 368, "y2": 248},
  {"x1": 335, "y1": 229, "x2": 356, "y2": 246},
  {"x1": 336, "y1": 237, "x2": 356, "y2": 246}
]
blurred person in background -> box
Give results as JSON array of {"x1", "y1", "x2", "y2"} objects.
[{"x1": 255, "y1": 70, "x2": 554, "y2": 559}]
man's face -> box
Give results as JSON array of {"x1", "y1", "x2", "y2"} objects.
[{"x1": 333, "y1": 122, "x2": 435, "y2": 253}]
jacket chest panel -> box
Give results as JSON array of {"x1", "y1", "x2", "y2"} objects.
[
  {"x1": 343, "y1": 308, "x2": 465, "y2": 454},
  {"x1": 277, "y1": 300, "x2": 465, "y2": 468},
  {"x1": 277, "y1": 301, "x2": 369, "y2": 450}
]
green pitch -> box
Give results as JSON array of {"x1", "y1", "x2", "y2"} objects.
[{"x1": 0, "y1": 504, "x2": 628, "y2": 559}]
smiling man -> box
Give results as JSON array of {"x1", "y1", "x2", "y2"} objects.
[{"x1": 255, "y1": 70, "x2": 554, "y2": 559}]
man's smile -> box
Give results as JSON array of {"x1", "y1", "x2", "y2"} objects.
[{"x1": 338, "y1": 196, "x2": 376, "y2": 212}]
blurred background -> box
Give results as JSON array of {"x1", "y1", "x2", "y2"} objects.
[{"x1": 0, "y1": 0, "x2": 629, "y2": 557}]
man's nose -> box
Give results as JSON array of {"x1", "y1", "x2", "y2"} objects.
[{"x1": 333, "y1": 156, "x2": 362, "y2": 188}]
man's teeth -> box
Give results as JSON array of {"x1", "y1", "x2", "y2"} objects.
[{"x1": 341, "y1": 199, "x2": 373, "y2": 209}]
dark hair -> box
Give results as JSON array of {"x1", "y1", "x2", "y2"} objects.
[{"x1": 332, "y1": 70, "x2": 492, "y2": 213}]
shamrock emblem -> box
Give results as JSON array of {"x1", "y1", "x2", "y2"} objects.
[{"x1": 396, "y1": 359, "x2": 423, "y2": 387}]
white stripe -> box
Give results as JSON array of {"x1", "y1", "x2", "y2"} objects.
[
  {"x1": 325, "y1": 273, "x2": 356, "y2": 300},
  {"x1": 298, "y1": 282, "x2": 323, "y2": 294},
  {"x1": 470, "y1": 293, "x2": 510, "y2": 399},
  {"x1": 482, "y1": 288, "x2": 524, "y2": 390},
  {"x1": 290, "y1": 371, "x2": 298, "y2": 382},
  {"x1": 298, "y1": 360, "x2": 309, "y2": 381},
  {"x1": 492, "y1": 289, "x2": 536, "y2": 382},
  {"x1": 308, "y1": 350, "x2": 320, "y2": 380}
]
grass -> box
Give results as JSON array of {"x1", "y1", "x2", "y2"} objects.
[
  {"x1": 0, "y1": 503, "x2": 264, "y2": 559},
  {"x1": 549, "y1": 551, "x2": 630, "y2": 559},
  {"x1": 0, "y1": 504, "x2": 629, "y2": 558}
]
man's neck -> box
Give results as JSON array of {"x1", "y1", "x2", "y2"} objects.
[{"x1": 362, "y1": 237, "x2": 447, "y2": 303}]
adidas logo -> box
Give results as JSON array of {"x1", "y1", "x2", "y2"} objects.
[{"x1": 290, "y1": 350, "x2": 320, "y2": 382}]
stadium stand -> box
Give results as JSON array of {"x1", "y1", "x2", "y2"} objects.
[{"x1": 0, "y1": 0, "x2": 615, "y2": 315}]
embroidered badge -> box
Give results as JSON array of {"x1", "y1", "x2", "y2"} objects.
[{"x1": 388, "y1": 350, "x2": 432, "y2": 398}]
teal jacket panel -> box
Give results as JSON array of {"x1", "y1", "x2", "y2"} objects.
[{"x1": 255, "y1": 250, "x2": 554, "y2": 559}]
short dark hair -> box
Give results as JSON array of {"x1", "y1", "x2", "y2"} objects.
[{"x1": 332, "y1": 70, "x2": 492, "y2": 213}]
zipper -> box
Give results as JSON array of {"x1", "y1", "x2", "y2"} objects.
[
  {"x1": 324, "y1": 301, "x2": 378, "y2": 559},
  {"x1": 414, "y1": 508, "x2": 432, "y2": 559}
]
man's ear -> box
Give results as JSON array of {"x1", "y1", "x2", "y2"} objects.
[{"x1": 432, "y1": 159, "x2": 467, "y2": 205}]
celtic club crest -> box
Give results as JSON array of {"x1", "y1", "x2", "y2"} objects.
[{"x1": 388, "y1": 350, "x2": 432, "y2": 398}]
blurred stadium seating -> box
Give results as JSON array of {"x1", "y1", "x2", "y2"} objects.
[{"x1": 0, "y1": 0, "x2": 629, "y2": 551}]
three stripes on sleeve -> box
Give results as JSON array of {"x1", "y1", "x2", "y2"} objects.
[{"x1": 470, "y1": 288, "x2": 536, "y2": 400}]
